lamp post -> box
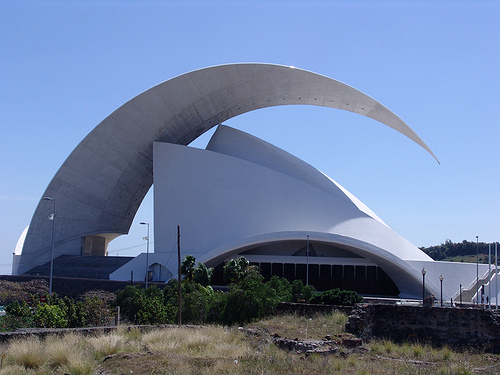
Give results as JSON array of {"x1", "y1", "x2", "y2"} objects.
[
  {"x1": 439, "y1": 274, "x2": 444, "y2": 307},
  {"x1": 489, "y1": 243, "x2": 492, "y2": 309},
  {"x1": 42, "y1": 197, "x2": 55, "y2": 296},
  {"x1": 306, "y1": 234, "x2": 310, "y2": 286},
  {"x1": 476, "y1": 235, "x2": 479, "y2": 304},
  {"x1": 140, "y1": 222, "x2": 150, "y2": 288},
  {"x1": 422, "y1": 267, "x2": 426, "y2": 303}
]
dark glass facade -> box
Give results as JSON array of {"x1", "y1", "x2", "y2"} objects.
[{"x1": 211, "y1": 261, "x2": 400, "y2": 296}]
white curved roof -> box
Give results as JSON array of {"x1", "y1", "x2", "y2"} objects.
[
  {"x1": 153, "y1": 125, "x2": 433, "y2": 297},
  {"x1": 18, "y1": 63, "x2": 437, "y2": 274}
]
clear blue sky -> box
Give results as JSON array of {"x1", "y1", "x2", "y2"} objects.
[{"x1": 1, "y1": 1, "x2": 498, "y2": 275}]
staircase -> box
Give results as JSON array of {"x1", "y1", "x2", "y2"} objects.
[{"x1": 456, "y1": 270, "x2": 498, "y2": 303}]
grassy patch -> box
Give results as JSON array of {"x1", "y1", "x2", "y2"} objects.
[
  {"x1": 246, "y1": 311, "x2": 348, "y2": 340},
  {"x1": 0, "y1": 314, "x2": 498, "y2": 374}
]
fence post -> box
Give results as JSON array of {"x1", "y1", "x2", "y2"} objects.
[{"x1": 115, "y1": 306, "x2": 120, "y2": 326}]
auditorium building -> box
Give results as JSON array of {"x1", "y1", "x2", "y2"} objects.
[{"x1": 13, "y1": 64, "x2": 487, "y2": 302}]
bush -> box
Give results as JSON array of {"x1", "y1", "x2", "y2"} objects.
[
  {"x1": 181, "y1": 283, "x2": 213, "y2": 324},
  {"x1": 222, "y1": 273, "x2": 279, "y2": 325},
  {"x1": 115, "y1": 285, "x2": 174, "y2": 325},
  {"x1": 136, "y1": 287, "x2": 172, "y2": 325},
  {"x1": 268, "y1": 276, "x2": 293, "y2": 302},
  {"x1": 291, "y1": 279, "x2": 316, "y2": 303},
  {"x1": 205, "y1": 291, "x2": 227, "y2": 324},
  {"x1": 309, "y1": 288, "x2": 363, "y2": 306},
  {"x1": 82, "y1": 296, "x2": 113, "y2": 327},
  {"x1": 62, "y1": 296, "x2": 86, "y2": 328},
  {"x1": 1, "y1": 300, "x2": 34, "y2": 331},
  {"x1": 33, "y1": 304, "x2": 68, "y2": 328}
]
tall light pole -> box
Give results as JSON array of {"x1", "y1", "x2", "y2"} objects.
[
  {"x1": 42, "y1": 197, "x2": 55, "y2": 295},
  {"x1": 476, "y1": 235, "x2": 479, "y2": 304},
  {"x1": 140, "y1": 222, "x2": 150, "y2": 288},
  {"x1": 306, "y1": 234, "x2": 310, "y2": 286},
  {"x1": 177, "y1": 225, "x2": 181, "y2": 326},
  {"x1": 489, "y1": 243, "x2": 492, "y2": 309},
  {"x1": 439, "y1": 274, "x2": 444, "y2": 307},
  {"x1": 421, "y1": 267, "x2": 426, "y2": 304},
  {"x1": 496, "y1": 242, "x2": 498, "y2": 310}
]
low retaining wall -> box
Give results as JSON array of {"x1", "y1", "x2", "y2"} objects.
[
  {"x1": 0, "y1": 275, "x2": 165, "y2": 298},
  {"x1": 0, "y1": 324, "x2": 197, "y2": 344},
  {"x1": 345, "y1": 304, "x2": 500, "y2": 353}
]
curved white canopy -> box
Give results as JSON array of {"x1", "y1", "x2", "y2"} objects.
[{"x1": 18, "y1": 63, "x2": 437, "y2": 274}]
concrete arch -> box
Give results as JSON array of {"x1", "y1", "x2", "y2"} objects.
[
  {"x1": 18, "y1": 63, "x2": 437, "y2": 274},
  {"x1": 196, "y1": 231, "x2": 440, "y2": 299}
]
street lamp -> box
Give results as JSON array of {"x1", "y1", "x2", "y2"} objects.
[
  {"x1": 476, "y1": 235, "x2": 479, "y2": 304},
  {"x1": 42, "y1": 197, "x2": 55, "y2": 295},
  {"x1": 421, "y1": 267, "x2": 426, "y2": 303},
  {"x1": 306, "y1": 234, "x2": 310, "y2": 286},
  {"x1": 140, "y1": 222, "x2": 150, "y2": 288},
  {"x1": 439, "y1": 274, "x2": 444, "y2": 307}
]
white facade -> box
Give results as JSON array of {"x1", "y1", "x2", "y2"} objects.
[
  {"x1": 14, "y1": 63, "x2": 484, "y2": 301},
  {"x1": 150, "y1": 125, "x2": 485, "y2": 300}
]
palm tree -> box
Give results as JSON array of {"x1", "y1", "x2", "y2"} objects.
[{"x1": 181, "y1": 255, "x2": 196, "y2": 282}]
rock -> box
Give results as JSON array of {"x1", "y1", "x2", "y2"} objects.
[{"x1": 341, "y1": 338, "x2": 362, "y2": 348}]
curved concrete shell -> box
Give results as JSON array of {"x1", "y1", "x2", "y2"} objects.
[
  {"x1": 149, "y1": 125, "x2": 435, "y2": 298},
  {"x1": 17, "y1": 63, "x2": 437, "y2": 275}
]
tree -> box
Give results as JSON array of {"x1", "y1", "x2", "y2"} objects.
[
  {"x1": 181, "y1": 255, "x2": 196, "y2": 282},
  {"x1": 223, "y1": 256, "x2": 256, "y2": 283},
  {"x1": 193, "y1": 262, "x2": 213, "y2": 286}
]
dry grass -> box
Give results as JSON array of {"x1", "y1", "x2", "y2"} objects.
[
  {"x1": 5, "y1": 336, "x2": 46, "y2": 370},
  {"x1": 142, "y1": 326, "x2": 252, "y2": 359},
  {"x1": 85, "y1": 332, "x2": 132, "y2": 360},
  {"x1": 247, "y1": 311, "x2": 348, "y2": 340},
  {"x1": 0, "y1": 313, "x2": 498, "y2": 374}
]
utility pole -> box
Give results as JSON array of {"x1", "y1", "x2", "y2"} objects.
[{"x1": 177, "y1": 225, "x2": 181, "y2": 326}]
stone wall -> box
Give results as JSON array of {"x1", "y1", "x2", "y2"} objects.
[
  {"x1": 346, "y1": 304, "x2": 500, "y2": 353},
  {"x1": 0, "y1": 275, "x2": 165, "y2": 298}
]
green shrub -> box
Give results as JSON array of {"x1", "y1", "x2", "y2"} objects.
[
  {"x1": 205, "y1": 291, "x2": 227, "y2": 324},
  {"x1": 114, "y1": 285, "x2": 144, "y2": 323},
  {"x1": 181, "y1": 284, "x2": 213, "y2": 324},
  {"x1": 33, "y1": 304, "x2": 68, "y2": 328},
  {"x1": 291, "y1": 279, "x2": 316, "y2": 303},
  {"x1": 223, "y1": 273, "x2": 279, "y2": 325},
  {"x1": 309, "y1": 288, "x2": 363, "y2": 306},
  {"x1": 5, "y1": 300, "x2": 32, "y2": 318},
  {"x1": 82, "y1": 296, "x2": 113, "y2": 327},
  {"x1": 268, "y1": 276, "x2": 293, "y2": 302},
  {"x1": 62, "y1": 296, "x2": 86, "y2": 328},
  {"x1": 115, "y1": 285, "x2": 174, "y2": 325},
  {"x1": 0, "y1": 314, "x2": 34, "y2": 332},
  {"x1": 1, "y1": 300, "x2": 34, "y2": 331}
]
